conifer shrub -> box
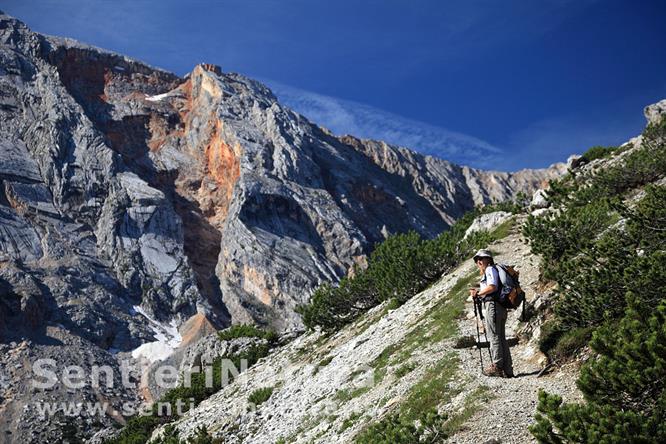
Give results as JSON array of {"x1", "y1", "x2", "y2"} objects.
[
  {"x1": 526, "y1": 116, "x2": 666, "y2": 442},
  {"x1": 217, "y1": 324, "x2": 278, "y2": 344},
  {"x1": 524, "y1": 117, "x2": 666, "y2": 330},
  {"x1": 531, "y1": 300, "x2": 666, "y2": 443},
  {"x1": 580, "y1": 145, "x2": 617, "y2": 163},
  {"x1": 297, "y1": 207, "x2": 504, "y2": 331},
  {"x1": 248, "y1": 386, "x2": 274, "y2": 407},
  {"x1": 355, "y1": 409, "x2": 447, "y2": 444}
]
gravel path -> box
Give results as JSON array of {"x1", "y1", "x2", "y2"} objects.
[
  {"x1": 449, "y1": 309, "x2": 582, "y2": 443},
  {"x1": 448, "y1": 223, "x2": 584, "y2": 444}
]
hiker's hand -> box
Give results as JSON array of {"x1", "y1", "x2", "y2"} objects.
[{"x1": 469, "y1": 288, "x2": 479, "y2": 298}]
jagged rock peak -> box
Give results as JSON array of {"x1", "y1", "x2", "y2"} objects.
[{"x1": 0, "y1": 10, "x2": 566, "y2": 339}]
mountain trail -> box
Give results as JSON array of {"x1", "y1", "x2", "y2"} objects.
[
  {"x1": 448, "y1": 217, "x2": 583, "y2": 443},
  {"x1": 150, "y1": 215, "x2": 585, "y2": 444}
]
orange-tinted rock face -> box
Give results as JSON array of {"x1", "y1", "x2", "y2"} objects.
[
  {"x1": 145, "y1": 67, "x2": 242, "y2": 311},
  {"x1": 164, "y1": 67, "x2": 243, "y2": 229},
  {"x1": 52, "y1": 50, "x2": 241, "y2": 315},
  {"x1": 241, "y1": 265, "x2": 272, "y2": 306},
  {"x1": 178, "y1": 313, "x2": 217, "y2": 348},
  {"x1": 202, "y1": 120, "x2": 241, "y2": 224}
]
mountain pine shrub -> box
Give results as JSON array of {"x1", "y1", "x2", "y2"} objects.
[
  {"x1": 297, "y1": 207, "x2": 506, "y2": 331},
  {"x1": 580, "y1": 145, "x2": 617, "y2": 163},
  {"x1": 526, "y1": 115, "x2": 666, "y2": 442},
  {"x1": 217, "y1": 324, "x2": 278, "y2": 344},
  {"x1": 355, "y1": 408, "x2": 447, "y2": 444},
  {"x1": 248, "y1": 386, "x2": 274, "y2": 407},
  {"x1": 530, "y1": 300, "x2": 666, "y2": 443}
]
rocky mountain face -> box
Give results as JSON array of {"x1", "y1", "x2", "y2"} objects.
[
  {"x1": 0, "y1": 11, "x2": 565, "y2": 441},
  {"x1": 148, "y1": 101, "x2": 666, "y2": 444},
  {"x1": 0, "y1": 12, "x2": 563, "y2": 334},
  {"x1": 147, "y1": 214, "x2": 582, "y2": 444}
]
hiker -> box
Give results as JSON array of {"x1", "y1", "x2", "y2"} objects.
[{"x1": 469, "y1": 249, "x2": 514, "y2": 378}]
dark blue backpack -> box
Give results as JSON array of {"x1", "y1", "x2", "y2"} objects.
[{"x1": 493, "y1": 264, "x2": 526, "y2": 311}]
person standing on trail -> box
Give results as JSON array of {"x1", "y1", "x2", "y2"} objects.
[{"x1": 469, "y1": 249, "x2": 514, "y2": 378}]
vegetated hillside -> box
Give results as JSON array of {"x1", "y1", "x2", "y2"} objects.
[
  {"x1": 128, "y1": 99, "x2": 663, "y2": 444},
  {"x1": 524, "y1": 101, "x2": 666, "y2": 442},
  {"x1": 0, "y1": 11, "x2": 564, "y2": 442},
  {"x1": 147, "y1": 213, "x2": 580, "y2": 444}
]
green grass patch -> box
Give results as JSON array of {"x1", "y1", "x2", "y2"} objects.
[
  {"x1": 354, "y1": 355, "x2": 459, "y2": 443},
  {"x1": 369, "y1": 270, "x2": 478, "y2": 384},
  {"x1": 442, "y1": 385, "x2": 493, "y2": 436},
  {"x1": 489, "y1": 217, "x2": 515, "y2": 241},
  {"x1": 421, "y1": 271, "x2": 479, "y2": 341},
  {"x1": 400, "y1": 354, "x2": 459, "y2": 421},
  {"x1": 395, "y1": 362, "x2": 417, "y2": 378},
  {"x1": 539, "y1": 320, "x2": 594, "y2": 363},
  {"x1": 303, "y1": 266, "x2": 487, "y2": 443},
  {"x1": 550, "y1": 327, "x2": 593, "y2": 362},
  {"x1": 353, "y1": 269, "x2": 478, "y2": 442},
  {"x1": 334, "y1": 386, "x2": 372, "y2": 403}
]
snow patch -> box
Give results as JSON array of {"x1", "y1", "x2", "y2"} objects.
[
  {"x1": 131, "y1": 305, "x2": 182, "y2": 364},
  {"x1": 145, "y1": 92, "x2": 170, "y2": 102}
]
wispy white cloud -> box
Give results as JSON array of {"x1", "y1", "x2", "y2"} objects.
[{"x1": 264, "y1": 80, "x2": 504, "y2": 169}]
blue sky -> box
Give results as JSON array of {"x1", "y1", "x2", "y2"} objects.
[{"x1": 2, "y1": 0, "x2": 665, "y2": 171}]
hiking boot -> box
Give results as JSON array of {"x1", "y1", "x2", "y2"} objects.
[{"x1": 483, "y1": 364, "x2": 505, "y2": 378}]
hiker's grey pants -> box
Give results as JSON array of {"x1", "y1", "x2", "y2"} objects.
[{"x1": 485, "y1": 301, "x2": 513, "y2": 375}]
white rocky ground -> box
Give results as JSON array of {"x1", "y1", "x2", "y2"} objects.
[{"x1": 152, "y1": 214, "x2": 583, "y2": 443}]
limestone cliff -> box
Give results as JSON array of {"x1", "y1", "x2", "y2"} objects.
[
  {"x1": 0, "y1": 12, "x2": 564, "y2": 335},
  {"x1": 0, "y1": 11, "x2": 565, "y2": 442}
]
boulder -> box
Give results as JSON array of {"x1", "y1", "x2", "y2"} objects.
[
  {"x1": 531, "y1": 208, "x2": 549, "y2": 217},
  {"x1": 464, "y1": 211, "x2": 512, "y2": 239},
  {"x1": 530, "y1": 189, "x2": 549, "y2": 209},
  {"x1": 644, "y1": 99, "x2": 666, "y2": 125}
]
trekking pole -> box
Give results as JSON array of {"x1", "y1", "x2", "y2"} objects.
[
  {"x1": 476, "y1": 298, "x2": 493, "y2": 362},
  {"x1": 473, "y1": 297, "x2": 484, "y2": 372}
]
